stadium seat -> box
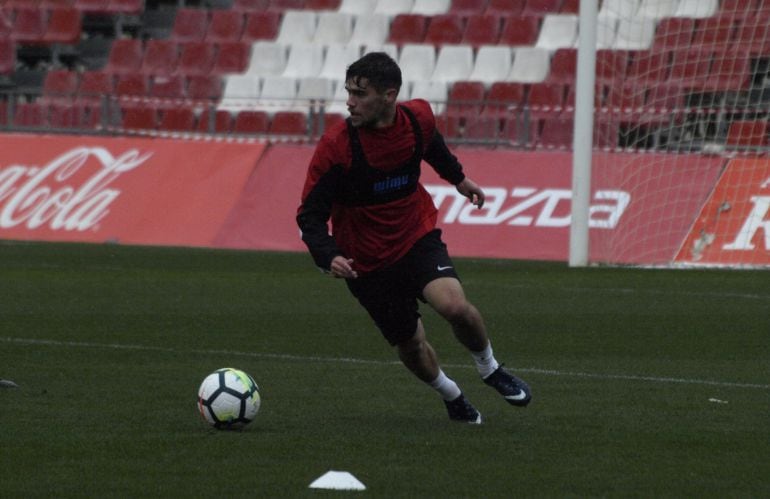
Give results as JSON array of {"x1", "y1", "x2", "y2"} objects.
[
  {"x1": 595, "y1": 49, "x2": 629, "y2": 83},
  {"x1": 42, "y1": 69, "x2": 79, "y2": 100},
  {"x1": 115, "y1": 73, "x2": 149, "y2": 97},
  {"x1": 187, "y1": 75, "x2": 222, "y2": 101},
  {"x1": 319, "y1": 43, "x2": 360, "y2": 80},
  {"x1": 268, "y1": 0, "x2": 307, "y2": 11},
  {"x1": 398, "y1": 44, "x2": 436, "y2": 82},
  {"x1": 320, "y1": 111, "x2": 345, "y2": 134},
  {"x1": 726, "y1": 120, "x2": 769, "y2": 147},
  {"x1": 536, "y1": 14, "x2": 577, "y2": 50},
  {"x1": 673, "y1": 0, "x2": 718, "y2": 18},
  {"x1": 469, "y1": 45, "x2": 511, "y2": 85},
  {"x1": 197, "y1": 108, "x2": 232, "y2": 133},
  {"x1": 13, "y1": 102, "x2": 48, "y2": 127},
  {"x1": 637, "y1": 0, "x2": 679, "y2": 19},
  {"x1": 625, "y1": 50, "x2": 670, "y2": 83},
  {"x1": 526, "y1": 82, "x2": 567, "y2": 119},
  {"x1": 446, "y1": 80, "x2": 485, "y2": 119},
  {"x1": 233, "y1": 110, "x2": 269, "y2": 134},
  {"x1": 507, "y1": 46, "x2": 549, "y2": 83},
  {"x1": 313, "y1": 12, "x2": 353, "y2": 44},
  {"x1": 560, "y1": 0, "x2": 579, "y2": 14},
  {"x1": 595, "y1": 16, "x2": 619, "y2": 49},
  {"x1": 650, "y1": 18, "x2": 695, "y2": 52},
  {"x1": 11, "y1": 7, "x2": 46, "y2": 43},
  {"x1": 177, "y1": 42, "x2": 217, "y2": 76},
  {"x1": 449, "y1": 0, "x2": 487, "y2": 16},
  {"x1": 482, "y1": 81, "x2": 525, "y2": 116},
  {"x1": 219, "y1": 74, "x2": 261, "y2": 111},
  {"x1": 424, "y1": 14, "x2": 464, "y2": 45},
  {"x1": 256, "y1": 75, "x2": 300, "y2": 113},
  {"x1": 387, "y1": 14, "x2": 428, "y2": 45},
  {"x1": 412, "y1": 0, "x2": 451, "y2": 15},
  {"x1": 411, "y1": 80, "x2": 447, "y2": 114},
  {"x1": 432, "y1": 45, "x2": 473, "y2": 83},
  {"x1": 268, "y1": 110, "x2": 308, "y2": 135},
  {"x1": 42, "y1": 8, "x2": 82, "y2": 45},
  {"x1": 246, "y1": 41, "x2": 287, "y2": 76},
  {"x1": 110, "y1": 0, "x2": 143, "y2": 14},
  {"x1": 149, "y1": 74, "x2": 186, "y2": 100},
  {"x1": 339, "y1": 0, "x2": 377, "y2": 15},
  {"x1": 49, "y1": 101, "x2": 90, "y2": 129},
  {"x1": 141, "y1": 39, "x2": 179, "y2": 76},
  {"x1": 499, "y1": 15, "x2": 540, "y2": 46},
  {"x1": 170, "y1": 8, "x2": 209, "y2": 43},
  {"x1": 213, "y1": 42, "x2": 251, "y2": 75},
  {"x1": 282, "y1": 43, "x2": 324, "y2": 78},
  {"x1": 536, "y1": 117, "x2": 573, "y2": 150},
  {"x1": 348, "y1": 14, "x2": 390, "y2": 47},
  {"x1": 158, "y1": 108, "x2": 196, "y2": 131},
  {"x1": 703, "y1": 52, "x2": 751, "y2": 91},
  {"x1": 306, "y1": 0, "x2": 341, "y2": 9},
  {"x1": 546, "y1": 48, "x2": 577, "y2": 84},
  {"x1": 41, "y1": 0, "x2": 77, "y2": 7},
  {"x1": 0, "y1": 38, "x2": 14, "y2": 75},
  {"x1": 668, "y1": 49, "x2": 712, "y2": 87},
  {"x1": 121, "y1": 105, "x2": 158, "y2": 130},
  {"x1": 601, "y1": 82, "x2": 646, "y2": 115},
  {"x1": 105, "y1": 38, "x2": 143, "y2": 75},
  {"x1": 205, "y1": 10, "x2": 245, "y2": 43},
  {"x1": 523, "y1": 0, "x2": 562, "y2": 15},
  {"x1": 691, "y1": 16, "x2": 737, "y2": 49},
  {"x1": 242, "y1": 11, "x2": 280, "y2": 41},
  {"x1": 232, "y1": 0, "x2": 269, "y2": 11},
  {"x1": 485, "y1": 0, "x2": 524, "y2": 16},
  {"x1": 461, "y1": 14, "x2": 501, "y2": 47},
  {"x1": 276, "y1": 10, "x2": 317, "y2": 44},
  {"x1": 374, "y1": 0, "x2": 415, "y2": 17},
  {"x1": 613, "y1": 17, "x2": 655, "y2": 50},
  {"x1": 77, "y1": 70, "x2": 114, "y2": 103},
  {"x1": 297, "y1": 76, "x2": 335, "y2": 106},
  {"x1": 598, "y1": 0, "x2": 639, "y2": 19},
  {"x1": 734, "y1": 23, "x2": 770, "y2": 55}
]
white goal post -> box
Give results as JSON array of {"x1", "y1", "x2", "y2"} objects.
[{"x1": 569, "y1": 0, "x2": 770, "y2": 268}]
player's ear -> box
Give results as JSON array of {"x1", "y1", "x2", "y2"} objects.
[{"x1": 384, "y1": 87, "x2": 398, "y2": 104}]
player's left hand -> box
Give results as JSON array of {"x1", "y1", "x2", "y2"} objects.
[{"x1": 456, "y1": 178, "x2": 485, "y2": 208}]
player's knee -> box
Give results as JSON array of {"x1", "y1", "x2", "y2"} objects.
[{"x1": 437, "y1": 298, "x2": 472, "y2": 324}]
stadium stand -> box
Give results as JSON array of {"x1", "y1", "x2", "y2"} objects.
[{"x1": 0, "y1": 0, "x2": 765, "y2": 152}]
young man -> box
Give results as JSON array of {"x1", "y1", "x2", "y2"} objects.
[{"x1": 296, "y1": 52, "x2": 531, "y2": 424}]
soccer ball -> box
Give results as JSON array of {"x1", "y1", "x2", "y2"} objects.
[{"x1": 197, "y1": 368, "x2": 261, "y2": 429}]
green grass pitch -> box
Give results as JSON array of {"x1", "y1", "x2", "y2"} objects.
[{"x1": 1, "y1": 241, "x2": 768, "y2": 497}]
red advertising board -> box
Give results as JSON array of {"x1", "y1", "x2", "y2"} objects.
[
  {"x1": 216, "y1": 146, "x2": 724, "y2": 264},
  {"x1": 676, "y1": 157, "x2": 770, "y2": 266},
  {"x1": 0, "y1": 134, "x2": 265, "y2": 247}
]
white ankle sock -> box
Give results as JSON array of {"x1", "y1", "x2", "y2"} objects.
[
  {"x1": 471, "y1": 343, "x2": 500, "y2": 379},
  {"x1": 429, "y1": 370, "x2": 462, "y2": 401}
]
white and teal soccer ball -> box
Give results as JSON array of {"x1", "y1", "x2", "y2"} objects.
[{"x1": 197, "y1": 368, "x2": 261, "y2": 429}]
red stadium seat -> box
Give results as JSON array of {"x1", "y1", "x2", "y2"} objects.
[
  {"x1": 526, "y1": 82, "x2": 567, "y2": 118},
  {"x1": 651, "y1": 18, "x2": 695, "y2": 52},
  {"x1": 205, "y1": 10, "x2": 245, "y2": 43},
  {"x1": 122, "y1": 105, "x2": 158, "y2": 130},
  {"x1": 267, "y1": 0, "x2": 306, "y2": 11},
  {"x1": 446, "y1": 81, "x2": 485, "y2": 119},
  {"x1": 499, "y1": 15, "x2": 540, "y2": 46},
  {"x1": 48, "y1": 101, "x2": 89, "y2": 128},
  {"x1": 668, "y1": 49, "x2": 712, "y2": 88},
  {"x1": 115, "y1": 73, "x2": 149, "y2": 97},
  {"x1": 109, "y1": 0, "x2": 143, "y2": 14},
  {"x1": 42, "y1": 69, "x2": 79, "y2": 100},
  {"x1": 159, "y1": 108, "x2": 196, "y2": 131},
  {"x1": 13, "y1": 102, "x2": 48, "y2": 127},
  {"x1": 232, "y1": 0, "x2": 269, "y2": 12},
  {"x1": 150, "y1": 74, "x2": 186, "y2": 100},
  {"x1": 77, "y1": 70, "x2": 114, "y2": 103},
  {"x1": 536, "y1": 117, "x2": 573, "y2": 150},
  {"x1": 141, "y1": 39, "x2": 179, "y2": 76},
  {"x1": 11, "y1": 7, "x2": 46, "y2": 43},
  {"x1": 41, "y1": 0, "x2": 76, "y2": 7},
  {"x1": 560, "y1": 0, "x2": 578, "y2": 13},
  {"x1": 424, "y1": 14, "x2": 465, "y2": 46},
  {"x1": 450, "y1": 0, "x2": 488, "y2": 16},
  {"x1": 105, "y1": 38, "x2": 144, "y2": 75},
  {"x1": 482, "y1": 81, "x2": 525, "y2": 117},
  {"x1": 703, "y1": 51, "x2": 751, "y2": 91},
  {"x1": 212, "y1": 42, "x2": 250, "y2": 75},
  {"x1": 691, "y1": 15, "x2": 737, "y2": 49},
  {"x1": 197, "y1": 109, "x2": 233, "y2": 133},
  {"x1": 233, "y1": 110, "x2": 269, "y2": 133},
  {"x1": 170, "y1": 8, "x2": 209, "y2": 43},
  {"x1": 461, "y1": 14, "x2": 501, "y2": 47},
  {"x1": 177, "y1": 41, "x2": 217, "y2": 76},
  {"x1": 595, "y1": 49, "x2": 629, "y2": 83},
  {"x1": 485, "y1": 0, "x2": 524, "y2": 16},
  {"x1": 387, "y1": 14, "x2": 428, "y2": 46},
  {"x1": 0, "y1": 38, "x2": 14, "y2": 74},
  {"x1": 625, "y1": 50, "x2": 670, "y2": 84},
  {"x1": 242, "y1": 11, "x2": 280, "y2": 42},
  {"x1": 42, "y1": 8, "x2": 82, "y2": 44},
  {"x1": 187, "y1": 75, "x2": 222, "y2": 101},
  {"x1": 523, "y1": 0, "x2": 562, "y2": 15},
  {"x1": 268, "y1": 111, "x2": 307, "y2": 135},
  {"x1": 306, "y1": 0, "x2": 341, "y2": 9},
  {"x1": 727, "y1": 120, "x2": 768, "y2": 147},
  {"x1": 547, "y1": 48, "x2": 577, "y2": 84}
]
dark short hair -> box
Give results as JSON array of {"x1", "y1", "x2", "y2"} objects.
[{"x1": 345, "y1": 52, "x2": 402, "y2": 93}]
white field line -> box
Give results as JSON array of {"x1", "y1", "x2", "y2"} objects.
[{"x1": 3, "y1": 336, "x2": 769, "y2": 391}]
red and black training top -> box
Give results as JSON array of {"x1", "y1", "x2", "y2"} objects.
[{"x1": 296, "y1": 99, "x2": 465, "y2": 275}]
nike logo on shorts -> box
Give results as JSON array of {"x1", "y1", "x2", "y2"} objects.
[{"x1": 437, "y1": 265, "x2": 453, "y2": 271}]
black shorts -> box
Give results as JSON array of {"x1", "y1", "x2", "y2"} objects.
[{"x1": 345, "y1": 229, "x2": 459, "y2": 346}]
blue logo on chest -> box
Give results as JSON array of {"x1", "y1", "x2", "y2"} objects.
[{"x1": 373, "y1": 174, "x2": 411, "y2": 194}]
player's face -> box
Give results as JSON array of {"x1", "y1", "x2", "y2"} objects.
[{"x1": 345, "y1": 77, "x2": 397, "y2": 129}]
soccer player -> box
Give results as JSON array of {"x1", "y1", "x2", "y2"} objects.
[{"x1": 296, "y1": 52, "x2": 531, "y2": 424}]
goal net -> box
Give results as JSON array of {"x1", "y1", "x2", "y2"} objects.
[{"x1": 580, "y1": 0, "x2": 770, "y2": 267}]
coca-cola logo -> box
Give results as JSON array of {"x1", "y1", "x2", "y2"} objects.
[{"x1": 0, "y1": 147, "x2": 151, "y2": 232}]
